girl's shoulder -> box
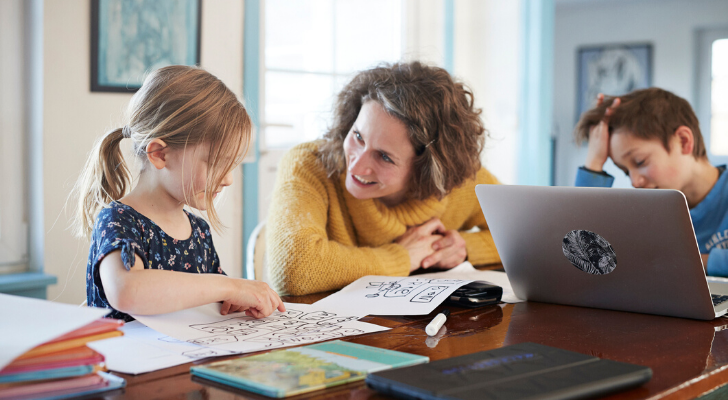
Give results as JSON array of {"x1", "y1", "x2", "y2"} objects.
[
  {"x1": 91, "y1": 202, "x2": 153, "y2": 248},
  {"x1": 94, "y1": 201, "x2": 147, "y2": 230},
  {"x1": 183, "y1": 210, "x2": 214, "y2": 241}
]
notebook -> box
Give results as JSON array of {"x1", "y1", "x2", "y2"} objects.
[
  {"x1": 366, "y1": 342, "x2": 652, "y2": 400},
  {"x1": 191, "y1": 340, "x2": 429, "y2": 398},
  {"x1": 475, "y1": 184, "x2": 728, "y2": 320}
]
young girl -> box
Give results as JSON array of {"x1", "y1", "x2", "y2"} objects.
[{"x1": 72, "y1": 65, "x2": 285, "y2": 322}]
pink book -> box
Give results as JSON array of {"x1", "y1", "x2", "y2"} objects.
[
  {"x1": 0, "y1": 374, "x2": 105, "y2": 399},
  {"x1": 0, "y1": 347, "x2": 103, "y2": 375},
  {"x1": 45, "y1": 319, "x2": 123, "y2": 344}
]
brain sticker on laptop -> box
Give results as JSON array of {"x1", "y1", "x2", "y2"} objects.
[{"x1": 562, "y1": 230, "x2": 617, "y2": 275}]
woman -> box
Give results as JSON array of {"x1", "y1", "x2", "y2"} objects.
[{"x1": 267, "y1": 61, "x2": 501, "y2": 296}]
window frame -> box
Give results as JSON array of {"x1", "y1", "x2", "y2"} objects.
[{"x1": 0, "y1": 0, "x2": 30, "y2": 275}]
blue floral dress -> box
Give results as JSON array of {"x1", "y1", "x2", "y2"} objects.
[{"x1": 86, "y1": 201, "x2": 225, "y2": 321}]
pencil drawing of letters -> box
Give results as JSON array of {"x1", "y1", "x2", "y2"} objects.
[
  {"x1": 185, "y1": 309, "x2": 363, "y2": 348},
  {"x1": 562, "y1": 230, "x2": 617, "y2": 275},
  {"x1": 364, "y1": 278, "x2": 465, "y2": 303}
]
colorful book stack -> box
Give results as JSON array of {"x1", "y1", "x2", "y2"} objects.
[{"x1": 0, "y1": 318, "x2": 126, "y2": 400}]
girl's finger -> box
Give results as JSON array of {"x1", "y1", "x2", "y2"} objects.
[{"x1": 220, "y1": 301, "x2": 232, "y2": 315}]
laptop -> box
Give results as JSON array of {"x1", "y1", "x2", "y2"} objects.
[{"x1": 475, "y1": 184, "x2": 728, "y2": 320}]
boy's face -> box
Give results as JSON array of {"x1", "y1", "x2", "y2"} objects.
[{"x1": 608, "y1": 129, "x2": 691, "y2": 191}]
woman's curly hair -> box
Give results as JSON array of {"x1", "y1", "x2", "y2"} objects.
[{"x1": 319, "y1": 61, "x2": 487, "y2": 200}]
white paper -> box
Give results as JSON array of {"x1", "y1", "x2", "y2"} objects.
[
  {"x1": 131, "y1": 302, "x2": 389, "y2": 355},
  {"x1": 0, "y1": 294, "x2": 109, "y2": 371},
  {"x1": 88, "y1": 321, "x2": 237, "y2": 374},
  {"x1": 313, "y1": 275, "x2": 472, "y2": 316},
  {"x1": 414, "y1": 262, "x2": 525, "y2": 303}
]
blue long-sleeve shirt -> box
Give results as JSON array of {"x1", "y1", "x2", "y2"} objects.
[{"x1": 575, "y1": 166, "x2": 728, "y2": 277}]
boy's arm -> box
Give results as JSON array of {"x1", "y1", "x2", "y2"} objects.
[
  {"x1": 706, "y1": 249, "x2": 728, "y2": 277},
  {"x1": 99, "y1": 251, "x2": 283, "y2": 317},
  {"x1": 576, "y1": 94, "x2": 621, "y2": 187},
  {"x1": 575, "y1": 166, "x2": 615, "y2": 187}
]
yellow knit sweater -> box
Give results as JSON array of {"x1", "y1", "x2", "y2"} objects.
[{"x1": 266, "y1": 141, "x2": 501, "y2": 296}]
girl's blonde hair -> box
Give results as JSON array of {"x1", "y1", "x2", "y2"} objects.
[{"x1": 72, "y1": 65, "x2": 251, "y2": 239}]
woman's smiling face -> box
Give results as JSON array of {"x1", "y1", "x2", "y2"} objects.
[{"x1": 342, "y1": 101, "x2": 415, "y2": 207}]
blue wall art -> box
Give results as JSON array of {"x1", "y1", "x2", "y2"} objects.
[{"x1": 91, "y1": 0, "x2": 201, "y2": 92}]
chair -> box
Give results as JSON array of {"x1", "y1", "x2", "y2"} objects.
[{"x1": 245, "y1": 220, "x2": 269, "y2": 284}]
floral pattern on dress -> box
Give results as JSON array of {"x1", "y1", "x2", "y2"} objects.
[{"x1": 86, "y1": 201, "x2": 224, "y2": 322}]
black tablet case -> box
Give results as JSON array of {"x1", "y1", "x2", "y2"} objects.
[{"x1": 366, "y1": 342, "x2": 652, "y2": 400}]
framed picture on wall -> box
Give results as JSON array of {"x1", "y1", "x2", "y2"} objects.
[
  {"x1": 90, "y1": 0, "x2": 202, "y2": 93},
  {"x1": 576, "y1": 43, "x2": 652, "y2": 119}
]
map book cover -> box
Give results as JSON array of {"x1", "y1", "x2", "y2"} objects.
[{"x1": 190, "y1": 340, "x2": 429, "y2": 398}]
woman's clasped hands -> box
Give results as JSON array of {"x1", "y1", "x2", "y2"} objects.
[{"x1": 396, "y1": 218, "x2": 467, "y2": 273}]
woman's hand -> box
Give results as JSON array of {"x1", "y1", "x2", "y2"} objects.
[
  {"x1": 585, "y1": 94, "x2": 620, "y2": 172},
  {"x1": 221, "y1": 279, "x2": 286, "y2": 318},
  {"x1": 395, "y1": 218, "x2": 445, "y2": 272},
  {"x1": 422, "y1": 229, "x2": 467, "y2": 269}
]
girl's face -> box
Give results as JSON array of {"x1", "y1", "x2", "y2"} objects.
[
  {"x1": 609, "y1": 129, "x2": 691, "y2": 191},
  {"x1": 342, "y1": 101, "x2": 416, "y2": 207},
  {"x1": 165, "y1": 142, "x2": 236, "y2": 211}
]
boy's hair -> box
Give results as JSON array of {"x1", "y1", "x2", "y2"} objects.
[
  {"x1": 574, "y1": 87, "x2": 706, "y2": 159},
  {"x1": 319, "y1": 61, "x2": 486, "y2": 200},
  {"x1": 72, "y1": 65, "x2": 251, "y2": 238}
]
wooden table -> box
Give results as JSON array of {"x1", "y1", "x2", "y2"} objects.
[{"x1": 109, "y1": 287, "x2": 728, "y2": 399}]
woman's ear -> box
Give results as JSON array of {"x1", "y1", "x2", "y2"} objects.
[
  {"x1": 145, "y1": 139, "x2": 168, "y2": 170},
  {"x1": 674, "y1": 126, "x2": 694, "y2": 155}
]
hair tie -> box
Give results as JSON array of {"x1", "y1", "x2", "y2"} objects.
[
  {"x1": 424, "y1": 139, "x2": 436, "y2": 148},
  {"x1": 121, "y1": 125, "x2": 132, "y2": 139}
]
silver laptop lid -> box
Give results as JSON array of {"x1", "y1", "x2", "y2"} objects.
[{"x1": 475, "y1": 184, "x2": 717, "y2": 320}]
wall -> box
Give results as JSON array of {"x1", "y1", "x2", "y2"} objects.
[
  {"x1": 553, "y1": 0, "x2": 728, "y2": 187},
  {"x1": 42, "y1": 0, "x2": 245, "y2": 305}
]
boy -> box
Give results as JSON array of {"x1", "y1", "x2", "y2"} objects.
[{"x1": 574, "y1": 88, "x2": 728, "y2": 276}]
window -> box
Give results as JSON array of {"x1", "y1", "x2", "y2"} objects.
[
  {"x1": 711, "y1": 39, "x2": 728, "y2": 155},
  {"x1": 256, "y1": 0, "x2": 447, "y2": 221},
  {"x1": 697, "y1": 28, "x2": 728, "y2": 165},
  {"x1": 262, "y1": 0, "x2": 404, "y2": 149}
]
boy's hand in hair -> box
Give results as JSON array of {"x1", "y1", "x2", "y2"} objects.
[{"x1": 585, "y1": 94, "x2": 620, "y2": 172}]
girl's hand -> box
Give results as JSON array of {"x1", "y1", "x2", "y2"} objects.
[
  {"x1": 221, "y1": 279, "x2": 286, "y2": 318},
  {"x1": 422, "y1": 229, "x2": 467, "y2": 269},
  {"x1": 395, "y1": 218, "x2": 445, "y2": 272},
  {"x1": 585, "y1": 94, "x2": 620, "y2": 172},
  {"x1": 701, "y1": 253, "x2": 709, "y2": 271}
]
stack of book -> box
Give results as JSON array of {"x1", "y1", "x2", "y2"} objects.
[{"x1": 0, "y1": 318, "x2": 126, "y2": 400}]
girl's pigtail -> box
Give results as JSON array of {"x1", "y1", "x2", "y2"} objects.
[{"x1": 71, "y1": 127, "x2": 132, "y2": 239}]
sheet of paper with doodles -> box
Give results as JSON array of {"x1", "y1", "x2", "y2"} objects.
[
  {"x1": 131, "y1": 303, "x2": 388, "y2": 354},
  {"x1": 88, "y1": 321, "x2": 240, "y2": 374},
  {"x1": 314, "y1": 276, "x2": 472, "y2": 316}
]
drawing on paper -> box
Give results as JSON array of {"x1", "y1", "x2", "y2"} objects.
[
  {"x1": 364, "y1": 278, "x2": 467, "y2": 303},
  {"x1": 184, "y1": 309, "x2": 363, "y2": 349}
]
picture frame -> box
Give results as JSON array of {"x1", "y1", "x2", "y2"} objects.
[
  {"x1": 90, "y1": 0, "x2": 202, "y2": 93},
  {"x1": 576, "y1": 43, "x2": 652, "y2": 119}
]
